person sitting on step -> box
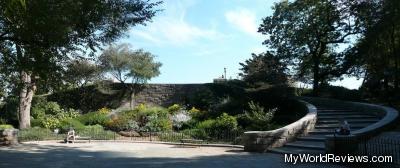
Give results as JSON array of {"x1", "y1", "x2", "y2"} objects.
[{"x1": 336, "y1": 118, "x2": 351, "y2": 135}]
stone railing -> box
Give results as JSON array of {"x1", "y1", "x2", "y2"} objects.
[
  {"x1": 300, "y1": 97, "x2": 399, "y2": 154},
  {"x1": 0, "y1": 129, "x2": 18, "y2": 146},
  {"x1": 243, "y1": 100, "x2": 317, "y2": 152}
]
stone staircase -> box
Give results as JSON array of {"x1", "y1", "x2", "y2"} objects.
[{"x1": 269, "y1": 107, "x2": 381, "y2": 154}]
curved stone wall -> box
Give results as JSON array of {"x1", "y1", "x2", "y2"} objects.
[{"x1": 243, "y1": 100, "x2": 317, "y2": 152}]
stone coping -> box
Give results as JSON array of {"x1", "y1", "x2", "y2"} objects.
[{"x1": 243, "y1": 100, "x2": 317, "y2": 152}]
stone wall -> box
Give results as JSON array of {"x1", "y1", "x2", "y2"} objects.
[
  {"x1": 0, "y1": 129, "x2": 18, "y2": 146},
  {"x1": 119, "y1": 84, "x2": 208, "y2": 108},
  {"x1": 243, "y1": 100, "x2": 317, "y2": 152}
]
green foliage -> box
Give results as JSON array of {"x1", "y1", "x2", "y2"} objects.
[
  {"x1": 239, "y1": 52, "x2": 288, "y2": 85},
  {"x1": 0, "y1": 124, "x2": 13, "y2": 129},
  {"x1": 0, "y1": 0, "x2": 161, "y2": 128},
  {"x1": 259, "y1": 0, "x2": 362, "y2": 92},
  {"x1": 195, "y1": 113, "x2": 238, "y2": 131},
  {"x1": 106, "y1": 106, "x2": 172, "y2": 132},
  {"x1": 64, "y1": 59, "x2": 103, "y2": 88},
  {"x1": 167, "y1": 104, "x2": 181, "y2": 113},
  {"x1": 243, "y1": 101, "x2": 276, "y2": 131},
  {"x1": 77, "y1": 125, "x2": 116, "y2": 140},
  {"x1": 99, "y1": 44, "x2": 162, "y2": 84},
  {"x1": 195, "y1": 119, "x2": 215, "y2": 130},
  {"x1": 78, "y1": 112, "x2": 109, "y2": 126},
  {"x1": 213, "y1": 113, "x2": 238, "y2": 131},
  {"x1": 144, "y1": 115, "x2": 172, "y2": 132},
  {"x1": 30, "y1": 100, "x2": 81, "y2": 130},
  {"x1": 158, "y1": 131, "x2": 191, "y2": 142},
  {"x1": 304, "y1": 85, "x2": 363, "y2": 101},
  {"x1": 59, "y1": 118, "x2": 85, "y2": 133},
  {"x1": 0, "y1": 96, "x2": 19, "y2": 126},
  {"x1": 18, "y1": 127, "x2": 57, "y2": 141}
]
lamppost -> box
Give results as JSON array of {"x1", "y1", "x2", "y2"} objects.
[{"x1": 224, "y1": 67, "x2": 227, "y2": 79}]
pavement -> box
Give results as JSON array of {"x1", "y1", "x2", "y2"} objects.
[{"x1": 0, "y1": 141, "x2": 348, "y2": 168}]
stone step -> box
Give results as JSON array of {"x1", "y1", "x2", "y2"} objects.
[
  {"x1": 285, "y1": 141, "x2": 325, "y2": 150},
  {"x1": 317, "y1": 109, "x2": 354, "y2": 112},
  {"x1": 269, "y1": 146, "x2": 325, "y2": 155},
  {"x1": 316, "y1": 123, "x2": 371, "y2": 128},
  {"x1": 317, "y1": 118, "x2": 380, "y2": 124},
  {"x1": 297, "y1": 135, "x2": 326, "y2": 142},
  {"x1": 308, "y1": 130, "x2": 335, "y2": 135},
  {"x1": 317, "y1": 112, "x2": 369, "y2": 116},
  {"x1": 318, "y1": 115, "x2": 378, "y2": 120},
  {"x1": 315, "y1": 125, "x2": 364, "y2": 130}
]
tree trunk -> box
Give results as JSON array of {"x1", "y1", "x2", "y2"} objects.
[
  {"x1": 312, "y1": 58, "x2": 320, "y2": 96},
  {"x1": 18, "y1": 71, "x2": 36, "y2": 129}
]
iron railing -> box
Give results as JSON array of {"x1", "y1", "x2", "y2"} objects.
[{"x1": 17, "y1": 128, "x2": 243, "y2": 145}]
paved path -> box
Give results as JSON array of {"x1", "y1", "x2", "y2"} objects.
[{"x1": 0, "y1": 141, "x2": 346, "y2": 168}]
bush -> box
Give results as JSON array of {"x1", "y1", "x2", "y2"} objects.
[
  {"x1": 18, "y1": 127, "x2": 58, "y2": 141},
  {"x1": 59, "y1": 118, "x2": 85, "y2": 133},
  {"x1": 0, "y1": 124, "x2": 13, "y2": 130},
  {"x1": 77, "y1": 125, "x2": 116, "y2": 140},
  {"x1": 242, "y1": 101, "x2": 276, "y2": 131},
  {"x1": 213, "y1": 113, "x2": 238, "y2": 131},
  {"x1": 144, "y1": 114, "x2": 172, "y2": 132},
  {"x1": 0, "y1": 96, "x2": 19, "y2": 126},
  {"x1": 78, "y1": 112, "x2": 109, "y2": 126},
  {"x1": 97, "y1": 107, "x2": 111, "y2": 115},
  {"x1": 195, "y1": 119, "x2": 215, "y2": 130},
  {"x1": 167, "y1": 104, "x2": 181, "y2": 113}
]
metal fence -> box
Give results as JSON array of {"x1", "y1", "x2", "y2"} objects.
[
  {"x1": 333, "y1": 135, "x2": 400, "y2": 168},
  {"x1": 355, "y1": 137, "x2": 400, "y2": 168},
  {"x1": 17, "y1": 128, "x2": 243, "y2": 145}
]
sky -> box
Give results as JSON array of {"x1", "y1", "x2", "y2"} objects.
[{"x1": 119, "y1": 0, "x2": 363, "y2": 89}]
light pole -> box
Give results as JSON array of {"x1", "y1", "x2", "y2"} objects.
[{"x1": 224, "y1": 67, "x2": 227, "y2": 79}]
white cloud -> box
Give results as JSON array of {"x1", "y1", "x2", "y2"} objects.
[
  {"x1": 225, "y1": 8, "x2": 260, "y2": 37},
  {"x1": 129, "y1": 0, "x2": 221, "y2": 46}
]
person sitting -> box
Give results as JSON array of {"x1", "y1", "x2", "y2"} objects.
[
  {"x1": 336, "y1": 119, "x2": 351, "y2": 135},
  {"x1": 64, "y1": 127, "x2": 75, "y2": 143}
]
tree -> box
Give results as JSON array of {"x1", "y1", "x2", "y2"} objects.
[
  {"x1": 351, "y1": 0, "x2": 400, "y2": 99},
  {"x1": 259, "y1": 0, "x2": 362, "y2": 94},
  {"x1": 64, "y1": 60, "x2": 103, "y2": 88},
  {"x1": 99, "y1": 43, "x2": 162, "y2": 108},
  {"x1": 0, "y1": 0, "x2": 161, "y2": 128},
  {"x1": 239, "y1": 52, "x2": 288, "y2": 85},
  {"x1": 99, "y1": 44, "x2": 162, "y2": 84}
]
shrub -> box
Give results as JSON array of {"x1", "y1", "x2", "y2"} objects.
[
  {"x1": 167, "y1": 104, "x2": 181, "y2": 113},
  {"x1": 97, "y1": 107, "x2": 111, "y2": 115},
  {"x1": 243, "y1": 101, "x2": 276, "y2": 131},
  {"x1": 41, "y1": 115, "x2": 61, "y2": 130},
  {"x1": 195, "y1": 119, "x2": 215, "y2": 130},
  {"x1": 18, "y1": 127, "x2": 57, "y2": 141},
  {"x1": 213, "y1": 113, "x2": 238, "y2": 131},
  {"x1": 77, "y1": 125, "x2": 116, "y2": 140},
  {"x1": 78, "y1": 112, "x2": 109, "y2": 126},
  {"x1": 0, "y1": 124, "x2": 13, "y2": 130},
  {"x1": 59, "y1": 118, "x2": 85, "y2": 133},
  {"x1": 144, "y1": 114, "x2": 172, "y2": 132},
  {"x1": 171, "y1": 111, "x2": 191, "y2": 130},
  {"x1": 0, "y1": 118, "x2": 7, "y2": 125}
]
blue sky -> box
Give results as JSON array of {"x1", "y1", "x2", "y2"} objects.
[{"x1": 119, "y1": 0, "x2": 362, "y2": 89}]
